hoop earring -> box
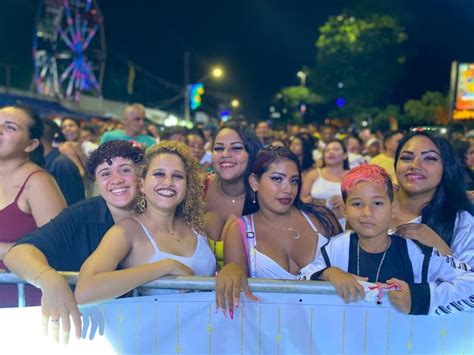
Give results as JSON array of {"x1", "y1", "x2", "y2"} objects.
[
  {"x1": 252, "y1": 190, "x2": 256, "y2": 204},
  {"x1": 138, "y1": 193, "x2": 147, "y2": 213}
]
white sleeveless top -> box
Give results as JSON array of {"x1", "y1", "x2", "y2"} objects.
[
  {"x1": 249, "y1": 212, "x2": 328, "y2": 280},
  {"x1": 134, "y1": 219, "x2": 216, "y2": 277},
  {"x1": 310, "y1": 170, "x2": 342, "y2": 201}
]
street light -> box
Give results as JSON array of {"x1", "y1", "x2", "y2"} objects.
[
  {"x1": 184, "y1": 50, "x2": 225, "y2": 121},
  {"x1": 231, "y1": 99, "x2": 240, "y2": 108},
  {"x1": 212, "y1": 67, "x2": 224, "y2": 79},
  {"x1": 297, "y1": 70, "x2": 308, "y2": 87}
]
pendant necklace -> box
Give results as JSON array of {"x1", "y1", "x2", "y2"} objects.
[
  {"x1": 218, "y1": 180, "x2": 245, "y2": 204},
  {"x1": 260, "y1": 209, "x2": 301, "y2": 240}
]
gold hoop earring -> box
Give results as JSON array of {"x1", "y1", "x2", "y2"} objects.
[{"x1": 137, "y1": 193, "x2": 147, "y2": 213}]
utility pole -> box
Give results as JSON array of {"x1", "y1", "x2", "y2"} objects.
[{"x1": 184, "y1": 51, "x2": 190, "y2": 121}]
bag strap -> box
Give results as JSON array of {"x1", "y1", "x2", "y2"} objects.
[{"x1": 237, "y1": 215, "x2": 256, "y2": 278}]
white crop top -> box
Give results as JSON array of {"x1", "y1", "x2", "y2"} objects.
[
  {"x1": 134, "y1": 218, "x2": 216, "y2": 277},
  {"x1": 310, "y1": 170, "x2": 342, "y2": 201}
]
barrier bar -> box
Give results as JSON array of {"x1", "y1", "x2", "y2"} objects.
[{"x1": 0, "y1": 269, "x2": 338, "y2": 308}]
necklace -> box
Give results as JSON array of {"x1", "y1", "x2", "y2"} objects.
[
  {"x1": 160, "y1": 219, "x2": 179, "y2": 242},
  {"x1": 259, "y1": 209, "x2": 301, "y2": 240},
  {"x1": 169, "y1": 221, "x2": 181, "y2": 242},
  {"x1": 218, "y1": 180, "x2": 246, "y2": 204},
  {"x1": 357, "y1": 238, "x2": 391, "y2": 283}
]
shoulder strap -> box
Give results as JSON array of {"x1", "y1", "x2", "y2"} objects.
[
  {"x1": 237, "y1": 215, "x2": 257, "y2": 278},
  {"x1": 301, "y1": 210, "x2": 319, "y2": 234},
  {"x1": 132, "y1": 218, "x2": 160, "y2": 253},
  {"x1": 14, "y1": 170, "x2": 44, "y2": 202}
]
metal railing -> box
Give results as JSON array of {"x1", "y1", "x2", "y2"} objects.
[{"x1": 0, "y1": 269, "x2": 337, "y2": 307}]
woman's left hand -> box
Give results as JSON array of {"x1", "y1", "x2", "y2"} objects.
[
  {"x1": 395, "y1": 223, "x2": 452, "y2": 255},
  {"x1": 215, "y1": 263, "x2": 258, "y2": 319}
]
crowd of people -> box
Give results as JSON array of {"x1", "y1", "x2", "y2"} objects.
[{"x1": 0, "y1": 102, "x2": 473, "y2": 343}]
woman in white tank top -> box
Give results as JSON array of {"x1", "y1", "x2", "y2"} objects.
[
  {"x1": 75, "y1": 141, "x2": 216, "y2": 305},
  {"x1": 301, "y1": 140, "x2": 350, "y2": 225},
  {"x1": 215, "y1": 146, "x2": 342, "y2": 317}
]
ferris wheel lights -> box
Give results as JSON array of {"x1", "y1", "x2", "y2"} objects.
[{"x1": 34, "y1": 0, "x2": 105, "y2": 100}]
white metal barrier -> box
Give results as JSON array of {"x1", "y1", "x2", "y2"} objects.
[{"x1": 0, "y1": 270, "x2": 472, "y2": 354}]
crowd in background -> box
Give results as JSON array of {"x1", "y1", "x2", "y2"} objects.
[{"x1": 1, "y1": 102, "x2": 473, "y2": 343}]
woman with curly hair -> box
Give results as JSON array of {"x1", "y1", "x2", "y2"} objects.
[
  {"x1": 75, "y1": 141, "x2": 216, "y2": 304},
  {"x1": 5, "y1": 139, "x2": 143, "y2": 341}
]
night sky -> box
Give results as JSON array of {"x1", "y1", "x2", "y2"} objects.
[{"x1": 1, "y1": 0, "x2": 474, "y2": 120}]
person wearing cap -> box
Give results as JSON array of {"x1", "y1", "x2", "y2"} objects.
[{"x1": 363, "y1": 137, "x2": 382, "y2": 162}]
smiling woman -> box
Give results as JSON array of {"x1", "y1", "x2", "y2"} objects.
[
  {"x1": 4, "y1": 140, "x2": 144, "y2": 341},
  {"x1": 391, "y1": 131, "x2": 474, "y2": 268},
  {"x1": 75, "y1": 141, "x2": 216, "y2": 305},
  {"x1": 202, "y1": 123, "x2": 262, "y2": 269}
]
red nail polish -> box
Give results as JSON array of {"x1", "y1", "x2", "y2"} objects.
[
  {"x1": 229, "y1": 309, "x2": 234, "y2": 320},
  {"x1": 222, "y1": 309, "x2": 227, "y2": 319}
]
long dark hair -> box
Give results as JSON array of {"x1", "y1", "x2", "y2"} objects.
[
  {"x1": 213, "y1": 122, "x2": 263, "y2": 216},
  {"x1": 246, "y1": 146, "x2": 342, "y2": 237},
  {"x1": 394, "y1": 131, "x2": 474, "y2": 246},
  {"x1": 10, "y1": 105, "x2": 45, "y2": 167},
  {"x1": 291, "y1": 133, "x2": 314, "y2": 172}
]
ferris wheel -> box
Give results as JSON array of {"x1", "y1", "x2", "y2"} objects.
[{"x1": 33, "y1": 0, "x2": 106, "y2": 101}]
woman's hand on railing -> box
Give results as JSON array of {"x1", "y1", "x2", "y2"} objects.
[
  {"x1": 215, "y1": 263, "x2": 258, "y2": 319},
  {"x1": 38, "y1": 270, "x2": 82, "y2": 344}
]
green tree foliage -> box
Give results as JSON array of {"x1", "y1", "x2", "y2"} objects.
[
  {"x1": 313, "y1": 14, "x2": 407, "y2": 112},
  {"x1": 272, "y1": 86, "x2": 324, "y2": 125},
  {"x1": 351, "y1": 104, "x2": 402, "y2": 132},
  {"x1": 403, "y1": 91, "x2": 448, "y2": 126}
]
